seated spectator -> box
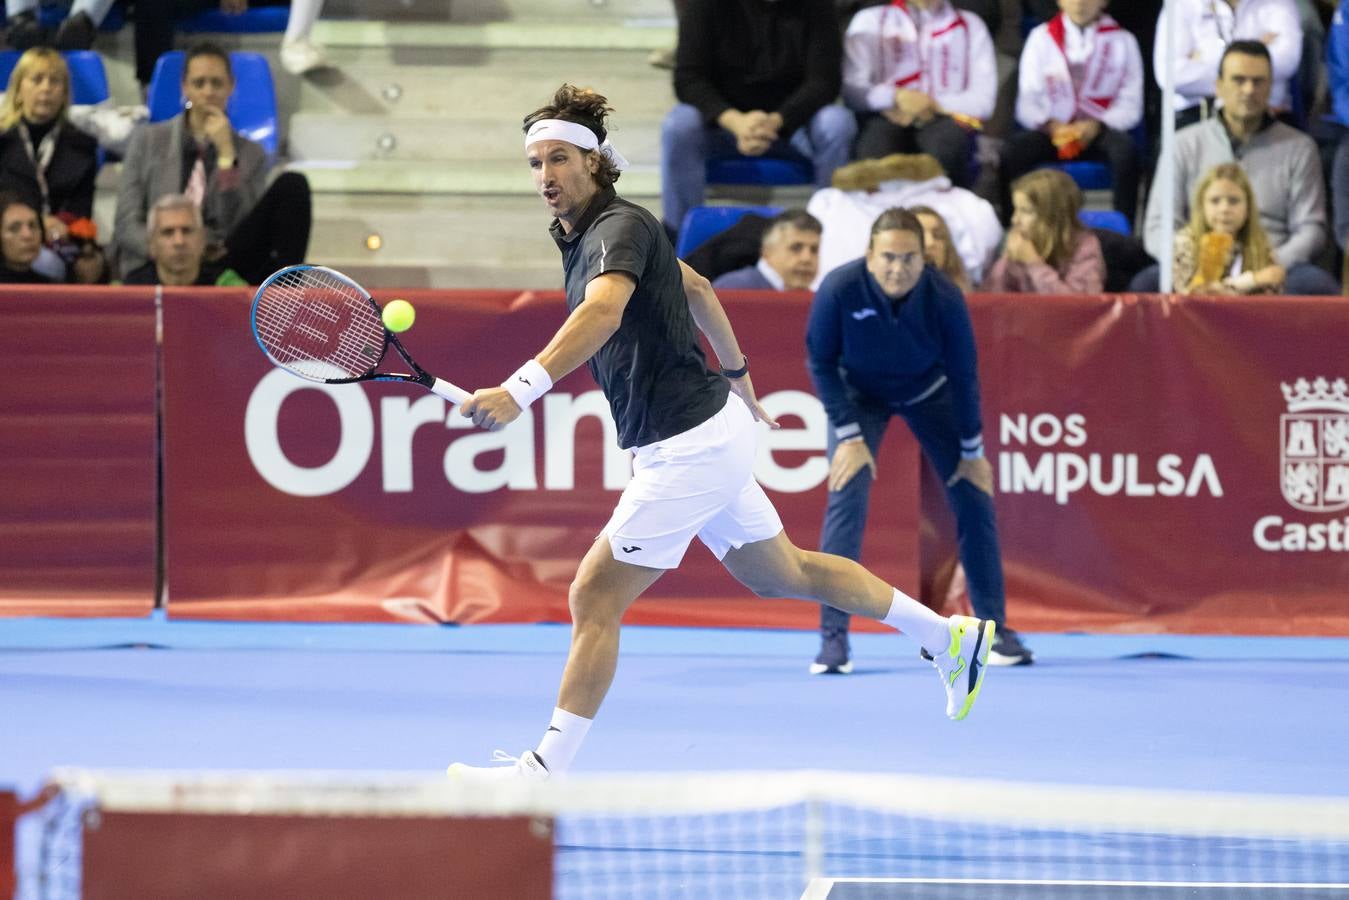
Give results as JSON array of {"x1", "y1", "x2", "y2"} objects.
[
  {"x1": 1329, "y1": 1, "x2": 1349, "y2": 256},
  {"x1": 64, "y1": 216, "x2": 110, "y2": 284},
  {"x1": 113, "y1": 41, "x2": 311, "y2": 284},
  {"x1": 661, "y1": 0, "x2": 855, "y2": 236},
  {"x1": 808, "y1": 152, "x2": 1003, "y2": 287},
  {"x1": 1139, "y1": 41, "x2": 1337, "y2": 294},
  {"x1": 1174, "y1": 162, "x2": 1285, "y2": 294},
  {"x1": 0, "y1": 48, "x2": 98, "y2": 247},
  {"x1": 0, "y1": 193, "x2": 52, "y2": 283},
  {"x1": 982, "y1": 168, "x2": 1105, "y2": 293},
  {"x1": 910, "y1": 204, "x2": 972, "y2": 291},
  {"x1": 1153, "y1": 0, "x2": 1302, "y2": 129},
  {"x1": 4, "y1": 0, "x2": 112, "y2": 51},
  {"x1": 713, "y1": 208, "x2": 822, "y2": 291},
  {"x1": 1000, "y1": 0, "x2": 1144, "y2": 225},
  {"x1": 840, "y1": 0, "x2": 996, "y2": 188},
  {"x1": 121, "y1": 194, "x2": 247, "y2": 286}
]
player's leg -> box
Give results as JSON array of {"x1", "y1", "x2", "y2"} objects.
[{"x1": 719, "y1": 530, "x2": 993, "y2": 720}]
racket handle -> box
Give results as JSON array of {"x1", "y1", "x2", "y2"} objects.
[{"x1": 429, "y1": 378, "x2": 470, "y2": 406}]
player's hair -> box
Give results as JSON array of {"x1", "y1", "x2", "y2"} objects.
[
  {"x1": 148, "y1": 193, "x2": 205, "y2": 239},
  {"x1": 1219, "y1": 39, "x2": 1273, "y2": 79},
  {"x1": 868, "y1": 207, "x2": 925, "y2": 252},
  {"x1": 908, "y1": 205, "x2": 970, "y2": 291},
  {"x1": 761, "y1": 208, "x2": 822, "y2": 250},
  {"x1": 1010, "y1": 168, "x2": 1083, "y2": 270},
  {"x1": 1186, "y1": 162, "x2": 1274, "y2": 274},
  {"x1": 0, "y1": 48, "x2": 70, "y2": 130},
  {"x1": 522, "y1": 84, "x2": 622, "y2": 188},
  {"x1": 183, "y1": 40, "x2": 234, "y2": 82}
]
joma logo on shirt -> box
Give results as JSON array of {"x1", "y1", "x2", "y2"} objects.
[{"x1": 851, "y1": 309, "x2": 879, "y2": 321}]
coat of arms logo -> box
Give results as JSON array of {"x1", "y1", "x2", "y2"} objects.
[{"x1": 1280, "y1": 378, "x2": 1349, "y2": 512}]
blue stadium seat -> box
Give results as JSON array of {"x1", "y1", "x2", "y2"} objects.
[
  {"x1": 1078, "y1": 208, "x2": 1131, "y2": 235},
  {"x1": 0, "y1": 49, "x2": 109, "y2": 104},
  {"x1": 1036, "y1": 121, "x2": 1148, "y2": 195},
  {"x1": 147, "y1": 51, "x2": 278, "y2": 157},
  {"x1": 706, "y1": 157, "x2": 812, "y2": 187},
  {"x1": 676, "y1": 205, "x2": 783, "y2": 258},
  {"x1": 180, "y1": 7, "x2": 290, "y2": 33},
  {"x1": 36, "y1": 5, "x2": 125, "y2": 31}
]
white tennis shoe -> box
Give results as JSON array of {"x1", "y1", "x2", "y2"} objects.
[
  {"x1": 447, "y1": 749, "x2": 550, "y2": 782},
  {"x1": 921, "y1": 615, "x2": 995, "y2": 721}
]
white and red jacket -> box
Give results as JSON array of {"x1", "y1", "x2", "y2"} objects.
[
  {"x1": 1016, "y1": 13, "x2": 1143, "y2": 132},
  {"x1": 1152, "y1": 0, "x2": 1302, "y2": 111},
  {"x1": 842, "y1": 0, "x2": 997, "y2": 122}
]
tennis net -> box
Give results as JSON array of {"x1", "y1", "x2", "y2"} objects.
[{"x1": 26, "y1": 767, "x2": 1349, "y2": 899}]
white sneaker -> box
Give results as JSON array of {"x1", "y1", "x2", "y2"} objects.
[
  {"x1": 920, "y1": 615, "x2": 994, "y2": 721},
  {"x1": 446, "y1": 749, "x2": 549, "y2": 783},
  {"x1": 280, "y1": 38, "x2": 328, "y2": 76}
]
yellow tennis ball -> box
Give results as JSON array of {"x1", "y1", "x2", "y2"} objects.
[{"x1": 382, "y1": 298, "x2": 415, "y2": 333}]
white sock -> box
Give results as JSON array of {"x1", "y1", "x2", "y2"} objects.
[
  {"x1": 535, "y1": 707, "x2": 591, "y2": 774},
  {"x1": 285, "y1": 0, "x2": 325, "y2": 43},
  {"x1": 879, "y1": 587, "x2": 951, "y2": 654}
]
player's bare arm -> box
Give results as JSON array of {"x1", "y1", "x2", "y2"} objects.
[
  {"x1": 677, "y1": 260, "x2": 780, "y2": 429},
  {"x1": 461, "y1": 271, "x2": 635, "y2": 430}
]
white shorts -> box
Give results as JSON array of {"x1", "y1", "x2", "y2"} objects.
[{"x1": 601, "y1": 392, "x2": 784, "y2": 569}]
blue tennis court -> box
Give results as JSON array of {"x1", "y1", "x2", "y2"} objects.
[{"x1": 4, "y1": 618, "x2": 1348, "y2": 898}]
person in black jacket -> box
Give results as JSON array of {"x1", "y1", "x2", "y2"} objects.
[
  {"x1": 661, "y1": 0, "x2": 857, "y2": 236},
  {"x1": 0, "y1": 48, "x2": 98, "y2": 250},
  {"x1": 0, "y1": 193, "x2": 54, "y2": 283}
]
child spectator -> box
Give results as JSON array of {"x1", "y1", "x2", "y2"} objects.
[
  {"x1": 1174, "y1": 162, "x2": 1285, "y2": 294},
  {"x1": 982, "y1": 168, "x2": 1105, "y2": 293},
  {"x1": 1000, "y1": 0, "x2": 1143, "y2": 224},
  {"x1": 840, "y1": 0, "x2": 997, "y2": 188},
  {"x1": 910, "y1": 204, "x2": 973, "y2": 290}
]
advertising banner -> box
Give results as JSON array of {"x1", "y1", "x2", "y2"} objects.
[{"x1": 0, "y1": 287, "x2": 157, "y2": 617}]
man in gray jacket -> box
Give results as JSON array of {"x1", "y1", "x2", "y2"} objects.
[
  {"x1": 113, "y1": 41, "x2": 310, "y2": 283},
  {"x1": 1137, "y1": 40, "x2": 1338, "y2": 294}
]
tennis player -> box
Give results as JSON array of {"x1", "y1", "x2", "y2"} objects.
[{"x1": 449, "y1": 85, "x2": 994, "y2": 782}]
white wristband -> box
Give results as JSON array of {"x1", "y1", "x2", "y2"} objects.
[{"x1": 502, "y1": 359, "x2": 553, "y2": 409}]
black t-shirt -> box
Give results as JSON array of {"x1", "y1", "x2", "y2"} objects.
[{"x1": 550, "y1": 186, "x2": 729, "y2": 449}]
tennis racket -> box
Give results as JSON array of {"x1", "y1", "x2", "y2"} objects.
[{"x1": 250, "y1": 264, "x2": 469, "y2": 405}]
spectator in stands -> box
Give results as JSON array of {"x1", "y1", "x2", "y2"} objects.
[
  {"x1": 1153, "y1": 0, "x2": 1303, "y2": 129},
  {"x1": 911, "y1": 204, "x2": 973, "y2": 290},
  {"x1": 809, "y1": 152, "x2": 1003, "y2": 287},
  {"x1": 131, "y1": 0, "x2": 327, "y2": 92},
  {"x1": 4, "y1": 0, "x2": 112, "y2": 51},
  {"x1": 113, "y1": 41, "x2": 311, "y2": 284},
  {"x1": 840, "y1": 0, "x2": 997, "y2": 189},
  {"x1": 1328, "y1": 0, "x2": 1349, "y2": 258},
  {"x1": 805, "y1": 206, "x2": 1032, "y2": 673},
  {"x1": 1174, "y1": 161, "x2": 1285, "y2": 294},
  {"x1": 999, "y1": 0, "x2": 1144, "y2": 226},
  {"x1": 982, "y1": 168, "x2": 1105, "y2": 293},
  {"x1": 662, "y1": 0, "x2": 855, "y2": 237},
  {"x1": 121, "y1": 194, "x2": 247, "y2": 286},
  {"x1": 0, "y1": 48, "x2": 97, "y2": 247},
  {"x1": 64, "y1": 216, "x2": 110, "y2": 284},
  {"x1": 0, "y1": 193, "x2": 52, "y2": 283},
  {"x1": 713, "y1": 208, "x2": 823, "y2": 291},
  {"x1": 1138, "y1": 41, "x2": 1337, "y2": 294}
]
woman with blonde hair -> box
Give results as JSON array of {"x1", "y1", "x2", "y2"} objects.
[
  {"x1": 0, "y1": 47, "x2": 98, "y2": 249},
  {"x1": 908, "y1": 205, "x2": 971, "y2": 291},
  {"x1": 1174, "y1": 162, "x2": 1284, "y2": 295},
  {"x1": 981, "y1": 168, "x2": 1105, "y2": 294}
]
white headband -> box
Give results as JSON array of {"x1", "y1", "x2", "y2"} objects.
[{"x1": 524, "y1": 118, "x2": 629, "y2": 171}]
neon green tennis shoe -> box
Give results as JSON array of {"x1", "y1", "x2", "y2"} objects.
[{"x1": 920, "y1": 615, "x2": 995, "y2": 721}]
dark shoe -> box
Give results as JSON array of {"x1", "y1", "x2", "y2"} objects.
[
  {"x1": 988, "y1": 627, "x2": 1034, "y2": 666},
  {"x1": 6, "y1": 11, "x2": 46, "y2": 51},
  {"x1": 810, "y1": 623, "x2": 852, "y2": 675},
  {"x1": 54, "y1": 12, "x2": 96, "y2": 51}
]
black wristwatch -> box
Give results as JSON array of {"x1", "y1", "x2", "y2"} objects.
[{"x1": 720, "y1": 355, "x2": 749, "y2": 379}]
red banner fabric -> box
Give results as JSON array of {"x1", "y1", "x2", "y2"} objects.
[
  {"x1": 160, "y1": 288, "x2": 918, "y2": 627},
  {"x1": 0, "y1": 287, "x2": 157, "y2": 617},
  {"x1": 147, "y1": 288, "x2": 1349, "y2": 635}
]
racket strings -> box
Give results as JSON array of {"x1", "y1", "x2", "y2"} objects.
[{"x1": 254, "y1": 268, "x2": 386, "y2": 381}]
